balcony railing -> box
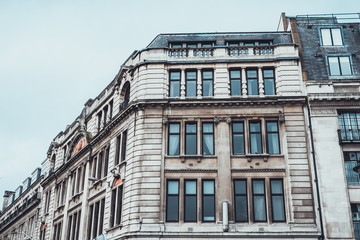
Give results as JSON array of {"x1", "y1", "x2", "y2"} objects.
[
  {"x1": 168, "y1": 46, "x2": 275, "y2": 58},
  {"x1": 338, "y1": 129, "x2": 360, "y2": 143}
]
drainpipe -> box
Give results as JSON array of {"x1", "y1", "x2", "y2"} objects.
[
  {"x1": 306, "y1": 101, "x2": 325, "y2": 240},
  {"x1": 222, "y1": 201, "x2": 229, "y2": 232}
]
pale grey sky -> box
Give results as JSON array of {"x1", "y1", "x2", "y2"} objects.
[{"x1": 0, "y1": 0, "x2": 359, "y2": 208}]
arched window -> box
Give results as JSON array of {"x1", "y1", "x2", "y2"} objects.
[{"x1": 120, "y1": 82, "x2": 130, "y2": 111}]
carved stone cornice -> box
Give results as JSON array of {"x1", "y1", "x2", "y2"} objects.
[{"x1": 165, "y1": 169, "x2": 218, "y2": 173}]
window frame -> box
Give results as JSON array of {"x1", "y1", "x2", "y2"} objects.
[
  {"x1": 266, "y1": 121, "x2": 280, "y2": 154},
  {"x1": 202, "y1": 122, "x2": 214, "y2": 155},
  {"x1": 320, "y1": 27, "x2": 344, "y2": 46},
  {"x1": 327, "y1": 55, "x2": 353, "y2": 76},
  {"x1": 230, "y1": 68, "x2": 242, "y2": 96},
  {"x1": 186, "y1": 70, "x2": 197, "y2": 97},
  {"x1": 252, "y1": 179, "x2": 267, "y2": 222},
  {"x1": 202, "y1": 70, "x2": 214, "y2": 97},
  {"x1": 168, "y1": 123, "x2": 180, "y2": 155},
  {"x1": 263, "y1": 68, "x2": 276, "y2": 95},
  {"x1": 202, "y1": 179, "x2": 215, "y2": 222},
  {"x1": 249, "y1": 121, "x2": 263, "y2": 154},
  {"x1": 246, "y1": 69, "x2": 259, "y2": 95},
  {"x1": 234, "y1": 179, "x2": 248, "y2": 222},
  {"x1": 166, "y1": 180, "x2": 179, "y2": 222},
  {"x1": 185, "y1": 122, "x2": 197, "y2": 155},
  {"x1": 232, "y1": 122, "x2": 245, "y2": 155},
  {"x1": 184, "y1": 180, "x2": 197, "y2": 222},
  {"x1": 169, "y1": 70, "x2": 181, "y2": 97},
  {"x1": 270, "y1": 179, "x2": 286, "y2": 222}
]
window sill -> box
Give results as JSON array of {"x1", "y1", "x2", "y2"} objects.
[
  {"x1": 245, "y1": 154, "x2": 269, "y2": 162},
  {"x1": 105, "y1": 224, "x2": 123, "y2": 232},
  {"x1": 166, "y1": 155, "x2": 217, "y2": 162}
]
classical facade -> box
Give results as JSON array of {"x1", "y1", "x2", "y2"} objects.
[
  {"x1": 0, "y1": 18, "x2": 331, "y2": 240},
  {"x1": 279, "y1": 13, "x2": 360, "y2": 240}
]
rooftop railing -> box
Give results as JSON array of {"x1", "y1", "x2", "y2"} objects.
[{"x1": 296, "y1": 13, "x2": 360, "y2": 24}]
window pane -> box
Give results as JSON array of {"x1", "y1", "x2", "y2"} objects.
[
  {"x1": 168, "y1": 181, "x2": 178, "y2": 194},
  {"x1": 271, "y1": 180, "x2": 283, "y2": 194},
  {"x1": 185, "y1": 196, "x2": 197, "y2": 221},
  {"x1": 254, "y1": 196, "x2": 266, "y2": 221},
  {"x1": 230, "y1": 70, "x2": 241, "y2": 78},
  {"x1": 234, "y1": 180, "x2": 246, "y2": 194},
  {"x1": 268, "y1": 133, "x2": 280, "y2": 154},
  {"x1": 264, "y1": 79, "x2": 275, "y2": 95},
  {"x1": 250, "y1": 134, "x2": 262, "y2": 154},
  {"x1": 272, "y1": 196, "x2": 285, "y2": 221},
  {"x1": 186, "y1": 135, "x2": 197, "y2": 154},
  {"x1": 203, "y1": 80, "x2": 213, "y2": 96},
  {"x1": 186, "y1": 81, "x2": 197, "y2": 97},
  {"x1": 231, "y1": 79, "x2": 241, "y2": 96},
  {"x1": 187, "y1": 71, "x2": 196, "y2": 79},
  {"x1": 253, "y1": 180, "x2": 264, "y2": 194},
  {"x1": 247, "y1": 70, "x2": 257, "y2": 78},
  {"x1": 167, "y1": 196, "x2": 179, "y2": 221},
  {"x1": 186, "y1": 181, "x2": 196, "y2": 194},
  {"x1": 203, "y1": 123, "x2": 213, "y2": 133},
  {"x1": 233, "y1": 134, "x2": 245, "y2": 154},
  {"x1": 172, "y1": 44, "x2": 182, "y2": 48},
  {"x1": 169, "y1": 123, "x2": 179, "y2": 133},
  {"x1": 235, "y1": 196, "x2": 248, "y2": 222},
  {"x1": 170, "y1": 72, "x2": 180, "y2": 80},
  {"x1": 203, "y1": 181, "x2": 214, "y2": 194},
  {"x1": 203, "y1": 135, "x2": 214, "y2": 155},
  {"x1": 321, "y1": 29, "x2": 332, "y2": 45},
  {"x1": 203, "y1": 196, "x2": 215, "y2": 221},
  {"x1": 203, "y1": 71, "x2": 213, "y2": 79},
  {"x1": 340, "y1": 57, "x2": 352, "y2": 75},
  {"x1": 345, "y1": 160, "x2": 359, "y2": 183},
  {"x1": 233, "y1": 122, "x2": 244, "y2": 132},
  {"x1": 186, "y1": 123, "x2": 196, "y2": 133},
  {"x1": 263, "y1": 69, "x2": 274, "y2": 78},
  {"x1": 267, "y1": 122, "x2": 278, "y2": 131},
  {"x1": 331, "y1": 28, "x2": 343, "y2": 45},
  {"x1": 170, "y1": 81, "x2": 180, "y2": 97},
  {"x1": 169, "y1": 135, "x2": 180, "y2": 155},
  {"x1": 328, "y1": 57, "x2": 340, "y2": 75},
  {"x1": 248, "y1": 79, "x2": 259, "y2": 95}
]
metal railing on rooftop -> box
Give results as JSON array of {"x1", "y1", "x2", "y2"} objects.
[{"x1": 296, "y1": 13, "x2": 360, "y2": 24}]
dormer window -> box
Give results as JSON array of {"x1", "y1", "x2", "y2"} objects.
[
  {"x1": 186, "y1": 43, "x2": 197, "y2": 48},
  {"x1": 320, "y1": 28, "x2": 343, "y2": 46},
  {"x1": 170, "y1": 43, "x2": 182, "y2": 48}
]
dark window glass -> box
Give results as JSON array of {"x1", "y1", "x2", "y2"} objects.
[
  {"x1": 344, "y1": 152, "x2": 360, "y2": 184},
  {"x1": 230, "y1": 69, "x2": 241, "y2": 96},
  {"x1": 166, "y1": 180, "x2": 179, "y2": 222},
  {"x1": 328, "y1": 56, "x2": 352, "y2": 76},
  {"x1": 170, "y1": 71, "x2": 181, "y2": 97},
  {"x1": 115, "y1": 135, "x2": 121, "y2": 166},
  {"x1": 252, "y1": 179, "x2": 266, "y2": 222},
  {"x1": 185, "y1": 180, "x2": 197, "y2": 222},
  {"x1": 250, "y1": 122, "x2": 262, "y2": 154},
  {"x1": 234, "y1": 180, "x2": 248, "y2": 222},
  {"x1": 116, "y1": 186, "x2": 123, "y2": 225},
  {"x1": 202, "y1": 70, "x2": 213, "y2": 96},
  {"x1": 172, "y1": 43, "x2": 182, "y2": 48},
  {"x1": 202, "y1": 180, "x2": 215, "y2": 222},
  {"x1": 186, "y1": 71, "x2": 197, "y2": 97},
  {"x1": 202, "y1": 43, "x2": 212, "y2": 47},
  {"x1": 99, "y1": 199, "x2": 105, "y2": 235},
  {"x1": 338, "y1": 113, "x2": 360, "y2": 141},
  {"x1": 186, "y1": 123, "x2": 197, "y2": 155},
  {"x1": 246, "y1": 69, "x2": 258, "y2": 95},
  {"x1": 110, "y1": 189, "x2": 116, "y2": 227},
  {"x1": 168, "y1": 123, "x2": 180, "y2": 155},
  {"x1": 121, "y1": 131, "x2": 127, "y2": 162},
  {"x1": 263, "y1": 69, "x2": 275, "y2": 95},
  {"x1": 270, "y1": 179, "x2": 285, "y2": 222},
  {"x1": 351, "y1": 203, "x2": 360, "y2": 240},
  {"x1": 232, "y1": 122, "x2": 245, "y2": 155},
  {"x1": 187, "y1": 43, "x2": 197, "y2": 48},
  {"x1": 103, "y1": 148, "x2": 109, "y2": 177},
  {"x1": 266, "y1": 121, "x2": 280, "y2": 154},
  {"x1": 202, "y1": 123, "x2": 214, "y2": 155}
]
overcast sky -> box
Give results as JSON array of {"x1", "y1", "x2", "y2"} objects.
[{"x1": 0, "y1": 0, "x2": 359, "y2": 208}]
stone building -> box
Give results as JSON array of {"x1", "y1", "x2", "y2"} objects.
[
  {"x1": 1, "y1": 20, "x2": 323, "y2": 240},
  {"x1": 0, "y1": 168, "x2": 42, "y2": 239},
  {"x1": 279, "y1": 13, "x2": 360, "y2": 240}
]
